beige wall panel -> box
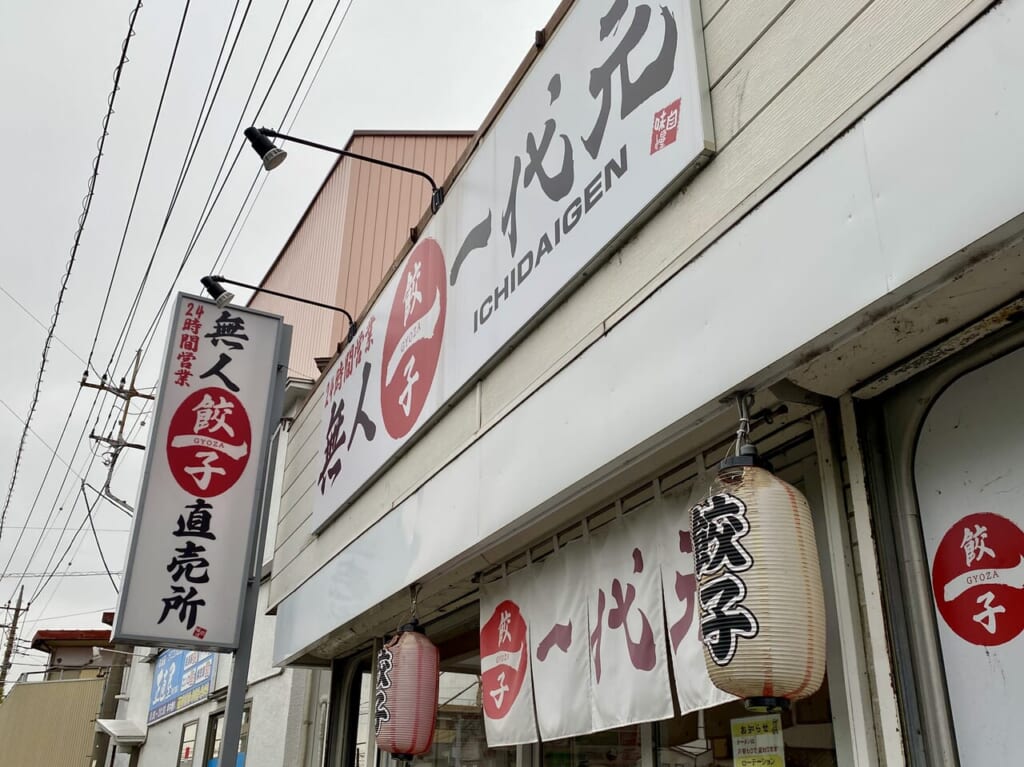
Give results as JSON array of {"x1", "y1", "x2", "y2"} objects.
[
  {"x1": 272, "y1": 413, "x2": 319, "y2": 536},
  {"x1": 704, "y1": 0, "x2": 793, "y2": 87},
  {"x1": 275, "y1": 481, "x2": 315, "y2": 564},
  {"x1": 702, "y1": 0, "x2": 732, "y2": 26},
  {"x1": 281, "y1": 403, "x2": 319, "y2": 497},
  {"x1": 0, "y1": 678, "x2": 104, "y2": 767},
  {"x1": 269, "y1": 0, "x2": 984, "y2": 608},
  {"x1": 270, "y1": 387, "x2": 479, "y2": 603},
  {"x1": 251, "y1": 161, "x2": 351, "y2": 379},
  {"x1": 275, "y1": 452, "x2": 317, "y2": 550},
  {"x1": 712, "y1": 0, "x2": 873, "y2": 148},
  {"x1": 332, "y1": 154, "x2": 364, "y2": 345}
]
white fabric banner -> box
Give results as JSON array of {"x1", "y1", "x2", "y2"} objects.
[
  {"x1": 527, "y1": 540, "x2": 593, "y2": 739},
  {"x1": 479, "y1": 568, "x2": 539, "y2": 746},
  {"x1": 587, "y1": 511, "x2": 674, "y2": 730},
  {"x1": 656, "y1": 487, "x2": 737, "y2": 713}
]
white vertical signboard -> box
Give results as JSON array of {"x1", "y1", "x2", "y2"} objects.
[
  {"x1": 115, "y1": 294, "x2": 284, "y2": 650},
  {"x1": 528, "y1": 540, "x2": 593, "y2": 739},
  {"x1": 312, "y1": 0, "x2": 713, "y2": 531},
  {"x1": 587, "y1": 511, "x2": 674, "y2": 730}
]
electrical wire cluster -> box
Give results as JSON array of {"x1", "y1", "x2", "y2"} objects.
[{"x1": 2, "y1": 0, "x2": 359, "y2": 649}]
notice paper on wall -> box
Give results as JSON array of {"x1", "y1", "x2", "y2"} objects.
[{"x1": 730, "y1": 714, "x2": 785, "y2": 767}]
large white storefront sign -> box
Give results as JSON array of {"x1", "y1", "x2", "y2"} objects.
[
  {"x1": 915, "y1": 347, "x2": 1024, "y2": 766},
  {"x1": 311, "y1": 0, "x2": 713, "y2": 531},
  {"x1": 115, "y1": 294, "x2": 284, "y2": 650},
  {"x1": 479, "y1": 493, "x2": 734, "y2": 745}
]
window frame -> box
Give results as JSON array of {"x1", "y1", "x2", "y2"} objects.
[
  {"x1": 204, "y1": 703, "x2": 252, "y2": 767},
  {"x1": 177, "y1": 719, "x2": 200, "y2": 767}
]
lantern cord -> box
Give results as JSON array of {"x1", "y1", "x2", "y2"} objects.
[
  {"x1": 408, "y1": 582, "x2": 421, "y2": 622},
  {"x1": 733, "y1": 391, "x2": 756, "y2": 454}
]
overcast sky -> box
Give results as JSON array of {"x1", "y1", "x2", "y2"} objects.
[{"x1": 0, "y1": 0, "x2": 559, "y2": 688}]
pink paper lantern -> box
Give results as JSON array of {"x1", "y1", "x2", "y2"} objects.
[{"x1": 375, "y1": 625, "x2": 440, "y2": 757}]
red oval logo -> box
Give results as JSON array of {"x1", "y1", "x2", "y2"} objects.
[
  {"x1": 380, "y1": 238, "x2": 447, "y2": 439},
  {"x1": 931, "y1": 512, "x2": 1024, "y2": 646},
  {"x1": 166, "y1": 387, "x2": 252, "y2": 497},
  {"x1": 480, "y1": 600, "x2": 529, "y2": 720}
]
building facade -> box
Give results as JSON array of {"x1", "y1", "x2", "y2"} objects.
[{"x1": 262, "y1": 1, "x2": 1024, "y2": 767}]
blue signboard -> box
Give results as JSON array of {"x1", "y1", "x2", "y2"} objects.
[{"x1": 147, "y1": 648, "x2": 218, "y2": 724}]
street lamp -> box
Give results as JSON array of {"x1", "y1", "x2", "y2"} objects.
[
  {"x1": 200, "y1": 275, "x2": 358, "y2": 344},
  {"x1": 243, "y1": 126, "x2": 446, "y2": 214}
]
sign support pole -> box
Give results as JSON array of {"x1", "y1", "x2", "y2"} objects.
[{"x1": 219, "y1": 327, "x2": 291, "y2": 767}]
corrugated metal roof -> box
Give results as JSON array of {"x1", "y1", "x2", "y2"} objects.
[{"x1": 0, "y1": 677, "x2": 105, "y2": 767}]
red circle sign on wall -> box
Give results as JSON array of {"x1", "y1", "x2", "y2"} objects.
[
  {"x1": 380, "y1": 238, "x2": 447, "y2": 440},
  {"x1": 480, "y1": 600, "x2": 529, "y2": 720},
  {"x1": 166, "y1": 387, "x2": 251, "y2": 498},
  {"x1": 931, "y1": 512, "x2": 1024, "y2": 646}
]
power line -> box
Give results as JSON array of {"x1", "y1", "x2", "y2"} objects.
[
  {"x1": 2, "y1": 571, "x2": 124, "y2": 580},
  {"x1": 1, "y1": 395, "x2": 118, "y2": 603},
  {"x1": 1, "y1": 1, "x2": 197, "y2": 603},
  {"x1": 0, "y1": 282, "x2": 89, "y2": 367},
  {"x1": 21, "y1": 606, "x2": 116, "y2": 625},
  {"x1": 83, "y1": 0, "x2": 195, "y2": 379},
  {"x1": 0, "y1": 0, "x2": 145, "y2": 546},
  {"x1": 31, "y1": 510, "x2": 91, "y2": 603},
  {"x1": 139, "y1": 0, "x2": 344, "y2": 362},
  {"x1": 0, "y1": 389, "x2": 106, "y2": 599},
  {"x1": 0, "y1": 396, "x2": 86, "y2": 481},
  {"x1": 79, "y1": 484, "x2": 120, "y2": 594},
  {"x1": 109, "y1": 0, "x2": 298, "y2": 376},
  {"x1": 98, "y1": 0, "x2": 253, "y2": 375},
  {"x1": 215, "y1": 0, "x2": 355, "y2": 277}
]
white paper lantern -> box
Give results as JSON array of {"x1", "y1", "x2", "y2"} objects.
[{"x1": 690, "y1": 459, "x2": 826, "y2": 711}]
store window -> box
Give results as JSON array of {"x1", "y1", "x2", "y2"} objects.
[
  {"x1": 544, "y1": 724, "x2": 643, "y2": 767},
  {"x1": 656, "y1": 682, "x2": 835, "y2": 767},
  {"x1": 379, "y1": 671, "x2": 517, "y2": 767},
  {"x1": 205, "y1": 705, "x2": 251, "y2": 767},
  {"x1": 177, "y1": 720, "x2": 199, "y2": 767}
]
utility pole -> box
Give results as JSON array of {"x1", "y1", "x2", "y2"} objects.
[
  {"x1": 0, "y1": 586, "x2": 27, "y2": 702},
  {"x1": 82, "y1": 350, "x2": 154, "y2": 513}
]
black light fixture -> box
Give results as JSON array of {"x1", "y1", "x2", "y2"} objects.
[
  {"x1": 242, "y1": 127, "x2": 287, "y2": 170},
  {"x1": 201, "y1": 275, "x2": 358, "y2": 343},
  {"x1": 243, "y1": 126, "x2": 445, "y2": 214}
]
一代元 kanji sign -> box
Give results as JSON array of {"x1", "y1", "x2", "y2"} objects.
[
  {"x1": 312, "y1": 0, "x2": 714, "y2": 531},
  {"x1": 115, "y1": 294, "x2": 285, "y2": 650}
]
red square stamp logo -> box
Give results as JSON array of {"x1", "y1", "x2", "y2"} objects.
[
  {"x1": 650, "y1": 98, "x2": 681, "y2": 154},
  {"x1": 192, "y1": 626, "x2": 207, "y2": 639}
]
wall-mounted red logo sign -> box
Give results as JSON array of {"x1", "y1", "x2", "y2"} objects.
[
  {"x1": 166, "y1": 387, "x2": 251, "y2": 498},
  {"x1": 380, "y1": 238, "x2": 447, "y2": 439},
  {"x1": 480, "y1": 600, "x2": 529, "y2": 719},
  {"x1": 931, "y1": 512, "x2": 1024, "y2": 646}
]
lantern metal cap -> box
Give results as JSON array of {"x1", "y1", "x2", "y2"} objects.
[
  {"x1": 744, "y1": 696, "x2": 791, "y2": 714},
  {"x1": 398, "y1": 620, "x2": 426, "y2": 635},
  {"x1": 719, "y1": 445, "x2": 773, "y2": 472}
]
